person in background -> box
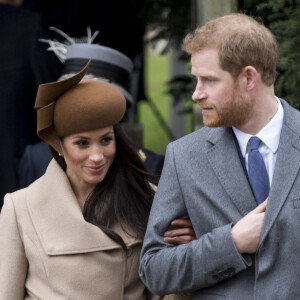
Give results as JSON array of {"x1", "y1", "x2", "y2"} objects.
[
  {"x1": 139, "y1": 13, "x2": 300, "y2": 299},
  {"x1": 0, "y1": 0, "x2": 61, "y2": 207},
  {"x1": 0, "y1": 61, "x2": 195, "y2": 299}
]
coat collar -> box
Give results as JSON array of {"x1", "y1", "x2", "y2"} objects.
[{"x1": 26, "y1": 160, "x2": 140, "y2": 256}]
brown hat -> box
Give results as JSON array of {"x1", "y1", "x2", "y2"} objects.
[{"x1": 35, "y1": 60, "x2": 126, "y2": 153}]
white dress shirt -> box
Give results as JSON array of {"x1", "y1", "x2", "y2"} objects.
[{"x1": 232, "y1": 97, "x2": 284, "y2": 186}]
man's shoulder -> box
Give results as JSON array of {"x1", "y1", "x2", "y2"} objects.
[
  {"x1": 164, "y1": 127, "x2": 218, "y2": 159},
  {"x1": 281, "y1": 98, "x2": 300, "y2": 132},
  {"x1": 171, "y1": 126, "x2": 219, "y2": 148}
]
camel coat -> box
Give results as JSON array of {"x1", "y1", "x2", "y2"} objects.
[{"x1": 0, "y1": 159, "x2": 164, "y2": 300}]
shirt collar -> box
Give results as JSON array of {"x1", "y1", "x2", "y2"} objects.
[{"x1": 232, "y1": 97, "x2": 284, "y2": 157}]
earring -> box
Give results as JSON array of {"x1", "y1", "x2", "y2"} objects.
[{"x1": 59, "y1": 153, "x2": 62, "y2": 157}]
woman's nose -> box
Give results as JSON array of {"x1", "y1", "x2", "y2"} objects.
[{"x1": 89, "y1": 148, "x2": 104, "y2": 162}]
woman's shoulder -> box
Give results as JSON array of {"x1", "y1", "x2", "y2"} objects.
[
  {"x1": 5, "y1": 159, "x2": 61, "y2": 209},
  {"x1": 1, "y1": 184, "x2": 37, "y2": 227},
  {"x1": 3, "y1": 175, "x2": 43, "y2": 212}
]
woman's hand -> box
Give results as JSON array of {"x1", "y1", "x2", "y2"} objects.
[{"x1": 164, "y1": 219, "x2": 196, "y2": 245}]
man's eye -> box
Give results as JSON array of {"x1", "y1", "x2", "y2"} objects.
[{"x1": 203, "y1": 77, "x2": 215, "y2": 82}]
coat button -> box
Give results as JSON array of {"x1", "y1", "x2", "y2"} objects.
[{"x1": 223, "y1": 267, "x2": 235, "y2": 277}]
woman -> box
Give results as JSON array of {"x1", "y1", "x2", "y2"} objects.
[{"x1": 0, "y1": 61, "x2": 194, "y2": 299}]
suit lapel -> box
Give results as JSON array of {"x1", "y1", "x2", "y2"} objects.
[
  {"x1": 206, "y1": 127, "x2": 257, "y2": 218},
  {"x1": 260, "y1": 102, "x2": 300, "y2": 245}
]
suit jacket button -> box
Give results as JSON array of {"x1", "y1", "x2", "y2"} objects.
[{"x1": 223, "y1": 267, "x2": 235, "y2": 277}]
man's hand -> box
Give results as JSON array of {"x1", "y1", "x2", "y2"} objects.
[
  {"x1": 231, "y1": 199, "x2": 267, "y2": 254},
  {"x1": 164, "y1": 219, "x2": 196, "y2": 245}
]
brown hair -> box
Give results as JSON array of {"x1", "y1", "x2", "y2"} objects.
[{"x1": 183, "y1": 13, "x2": 277, "y2": 85}]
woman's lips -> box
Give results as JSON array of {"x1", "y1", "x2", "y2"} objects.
[{"x1": 85, "y1": 165, "x2": 105, "y2": 173}]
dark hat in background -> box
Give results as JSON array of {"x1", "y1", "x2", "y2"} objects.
[
  {"x1": 35, "y1": 60, "x2": 126, "y2": 154},
  {"x1": 61, "y1": 44, "x2": 134, "y2": 108}
]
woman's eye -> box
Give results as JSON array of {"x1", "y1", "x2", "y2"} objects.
[
  {"x1": 101, "y1": 137, "x2": 113, "y2": 144},
  {"x1": 75, "y1": 140, "x2": 88, "y2": 147}
]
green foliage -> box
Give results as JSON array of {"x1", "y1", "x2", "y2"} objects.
[
  {"x1": 139, "y1": 0, "x2": 191, "y2": 52},
  {"x1": 138, "y1": 54, "x2": 171, "y2": 154},
  {"x1": 242, "y1": 0, "x2": 300, "y2": 109}
]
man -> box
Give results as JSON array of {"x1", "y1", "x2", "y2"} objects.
[{"x1": 139, "y1": 13, "x2": 300, "y2": 299}]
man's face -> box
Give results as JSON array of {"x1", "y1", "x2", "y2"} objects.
[{"x1": 191, "y1": 48, "x2": 252, "y2": 128}]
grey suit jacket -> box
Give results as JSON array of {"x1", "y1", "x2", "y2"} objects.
[{"x1": 139, "y1": 100, "x2": 300, "y2": 300}]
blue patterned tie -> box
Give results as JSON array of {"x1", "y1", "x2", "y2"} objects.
[{"x1": 248, "y1": 136, "x2": 270, "y2": 205}]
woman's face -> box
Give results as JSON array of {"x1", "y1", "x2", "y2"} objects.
[{"x1": 61, "y1": 126, "x2": 116, "y2": 192}]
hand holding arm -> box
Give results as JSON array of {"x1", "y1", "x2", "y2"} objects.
[{"x1": 164, "y1": 219, "x2": 196, "y2": 245}]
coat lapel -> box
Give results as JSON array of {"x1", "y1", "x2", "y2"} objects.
[
  {"x1": 260, "y1": 101, "x2": 300, "y2": 245},
  {"x1": 26, "y1": 160, "x2": 140, "y2": 256},
  {"x1": 206, "y1": 127, "x2": 257, "y2": 218}
]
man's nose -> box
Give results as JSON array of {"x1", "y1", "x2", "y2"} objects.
[{"x1": 192, "y1": 81, "x2": 207, "y2": 102}]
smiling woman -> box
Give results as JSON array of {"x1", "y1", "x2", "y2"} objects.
[
  {"x1": 0, "y1": 60, "x2": 195, "y2": 300},
  {"x1": 60, "y1": 127, "x2": 117, "y2": 210}
]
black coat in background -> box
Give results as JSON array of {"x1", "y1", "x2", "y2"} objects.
[
  {"x1": 0, "y1": 4, "x2": 61, "y2": 208},
  {"x1": 22, "y1": 0, "x2": 147, "y2": 101}
]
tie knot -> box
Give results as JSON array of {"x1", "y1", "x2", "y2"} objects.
[{"x1": 249, "y1": 136, "x2": 261, "y2": 150}]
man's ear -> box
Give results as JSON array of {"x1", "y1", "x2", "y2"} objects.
[{"x1": 242, "y1": 66, "x2": 258, "y2": 91}]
